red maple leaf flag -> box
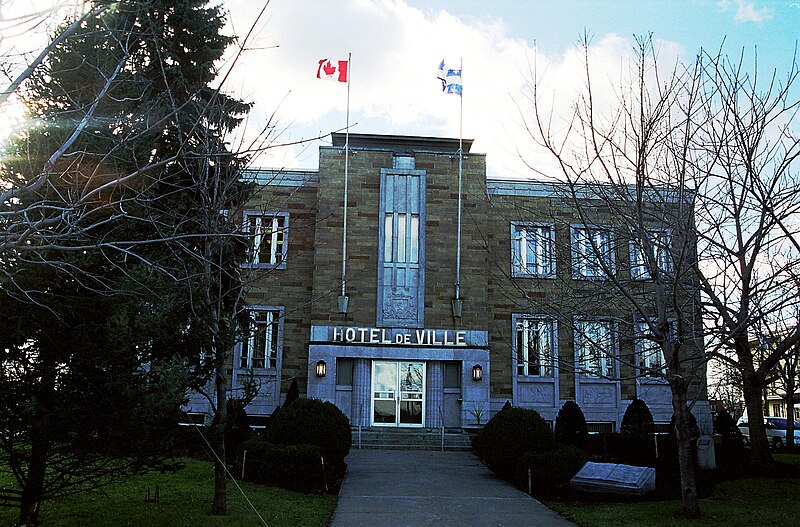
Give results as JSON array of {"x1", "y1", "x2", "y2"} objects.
[{"x1": 317, "y1": 59, "x2": 348, "y2": 83}]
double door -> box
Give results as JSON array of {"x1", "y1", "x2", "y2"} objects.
[{"x1": 372, "y1": 361, "x2": 425, "y2": 426}]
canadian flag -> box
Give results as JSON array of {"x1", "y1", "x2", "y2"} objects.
[{"x1": 316, "y1": 59, "x2": 349, "y2": 83}]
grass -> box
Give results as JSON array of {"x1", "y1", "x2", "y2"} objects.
[
  {"x1": 0, "y1": 459, "x2": 337, "y2": 527},
  {"x1": 547, "y1": 453, "x2": 800, "y2": 527}
]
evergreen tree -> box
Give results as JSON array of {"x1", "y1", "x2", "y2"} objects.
[{"x1": 0, "y1": 1, "x2": 251, "y2": 522}]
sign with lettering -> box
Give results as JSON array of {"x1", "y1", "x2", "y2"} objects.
[{"x1": 330, "y1": 327, "x2": 469, "y2": 347}]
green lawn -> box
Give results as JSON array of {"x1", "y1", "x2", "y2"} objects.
[
  {"x1": 0, "y1": 459, "x2": 337, "y2": 527},
  {"x1": 548, "y1": 454, "x2": 800, "y2": 527}
]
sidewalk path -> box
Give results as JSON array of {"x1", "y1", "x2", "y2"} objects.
[{"x1": 329, "y1": 449, "x2": 577, "y2": 527}]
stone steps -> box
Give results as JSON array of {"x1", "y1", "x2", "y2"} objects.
[{"x1": 351, "y1": 427, "x2": 474, "y2": 451}]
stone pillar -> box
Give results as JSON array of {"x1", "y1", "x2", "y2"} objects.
[
  {"x1": 426, "y1": 361, "x2": 444, "y2": 429},
  {"x1": 353, "y1": 358, "x2": 371, "y2": 427}
]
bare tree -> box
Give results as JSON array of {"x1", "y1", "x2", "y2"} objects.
[
  {"x1": 517, "y1": 34, "x2": 709, "y2": 516},
  {"x1": 689, "y1": 48, "x2": 800, "y2": 467}
]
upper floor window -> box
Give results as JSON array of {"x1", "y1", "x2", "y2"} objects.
[
  {"x1": 240, "y1": 309, "x2": 281, "y2": 369},
  {"x1": 630, "y1": 229, "x2": 672, "y2": 280},
  {"x1": 575, "y1": 319, "x2": 615, "y2": 378},
  {"x1": 384, "y1": 212, "x2": 420, "y2": 264},
  {"x1": 516, "y1": 317, "x2": 555, "y2": 377},
  {"x1": 511, "y1": 223, "x2": 555, "y2": 278},
  {"x1": 635, "y1": 321, "x2": 666, "y2": 377},
  {"x1": 244, "y1": 212, "x2": 288, "y2": 269},
  {"x1": 571, "y1": 226, "x2": 614, "y2": 279}
]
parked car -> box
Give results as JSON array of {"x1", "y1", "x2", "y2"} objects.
[{"x1": 737, "y1": 417, "x2": 800, "y2": 449}]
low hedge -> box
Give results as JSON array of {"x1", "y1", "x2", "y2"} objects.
[
  {"x1": 266, "y1": 398, "x2": 351, "y2": 465},
  {"x1": 239, "y1": 438, "x2": 344, "y2": 493},
  {"x1": 515, "y1": 445, "x2": 588, "y2": 496}
]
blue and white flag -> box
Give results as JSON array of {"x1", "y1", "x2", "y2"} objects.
[{"x1": 437, "y1": 59, "x2": 462, "y2": 96}]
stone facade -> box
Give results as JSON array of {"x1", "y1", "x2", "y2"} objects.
[{"x1": 184, "y1": 133, "x2": 711, "y2": 434}]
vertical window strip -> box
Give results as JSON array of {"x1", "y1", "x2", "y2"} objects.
[
  {"x1": 410, "y1": 214, "x2": 419, "y2": 263},
  {"x1": 397, "y1": 213, "x2": 407, "y2": 263},
  {"x1": 384, "y1": 213, "x2": 394, "y2": 263}
]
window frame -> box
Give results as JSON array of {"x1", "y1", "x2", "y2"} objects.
[
  {"x1": 239, "y1": 307, "x2": 283, "y2": 371},
  {"x1": 511, "y1": 222, "x2": 556, "y2": 278},
  {"x1": 242, "y1": 211, "x2": 289, "y2": 269},
  {"x1": 629, "y1": 228, "x2": 672, "y2": 280},
  {"x1": 634, "y1": 319, "x2": 668, "y2": 379},
  {"x1": 514, "y1": 315, "x2": 557, "y2": 377},
  {"x1": 571, "y1": 225, "x2": 615, "y2": 280},
  {"x1": 574, "y1": 318, "x2": 617, "y2": 379}
]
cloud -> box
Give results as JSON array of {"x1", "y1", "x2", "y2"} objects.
[
  {"x1": 222, "y1": 0, "x2": 686, "y2": 179},
  {"x1": 719, "y1": 0, "x2": 774, "y2": 23}
]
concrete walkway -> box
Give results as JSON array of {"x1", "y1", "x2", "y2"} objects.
[{"x1": 329, "y1": 449, "x2": 577, "y2": 527}]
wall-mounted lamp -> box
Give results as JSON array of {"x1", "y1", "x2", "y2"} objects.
[
  {"x1": 315, "y1": 360, "x2": 327, "y2": 378},
  {"x1": 472, "y1": 364, "x2": 483, "y2": 382},
  {"x1": 451, "y1": 298, "x2": 463, "y2": 319}
]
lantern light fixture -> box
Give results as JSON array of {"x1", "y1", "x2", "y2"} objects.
[{"x1": 315, "y1": 360, "x2": 327, "y2": 378}]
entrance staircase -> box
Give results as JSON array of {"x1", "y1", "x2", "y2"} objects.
[{"x1": 351, "y1": 427, "x2": 474, "y2": 451}]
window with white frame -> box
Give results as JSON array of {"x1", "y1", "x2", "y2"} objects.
[
  {"x1": 245, "y1": 212, "x2": 288, "y2": 268},
  {"x1": 240, "y1": 309, "x2": 280, "y2": 369},
  {"x1": 635, "y1": 321, "x2": 666, "y2": 377},
  {"x1": 630, "y1": 229, "x2": 672, "y2": 280},
  {"x1": 575, "y1": 319, "x2": 615, "y2": 378},
  {"x1": 511, "y1": 223, "x2": 555, "y2": 277},
  {"x1": 571, "y1": 226, "x2": 614, "y2": 279},
  {"x1": 516, "y1": 317, "x2": 555, "y2": 376}
]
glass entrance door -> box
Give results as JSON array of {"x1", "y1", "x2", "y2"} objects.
[{"x1": 372, "y1": 361, "x2": 425, "y2": 426}]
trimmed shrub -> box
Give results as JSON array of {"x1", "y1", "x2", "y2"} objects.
[
  {"x1": 554, "y1": 400, "x2": 589, "y2": 449},
  {"x1": 713, "y1": 408, "x2": 745, "y2": 469},
  {"x1": 515, "y1": 445, "x2": 588, "y2": 496},
  {"x1": 266, "y1": 398, "x2": 351, "y2": 464},
  {"x1": 472, "y1": 407, "x2": 555, "y2": 480},
  {"x1": 239, "y1": 437, "x2": 341, "y2": 493},
  {"x1": 226, "y1": 399, "x2": 253, "y2": 461},
  {"x1": 620, "y1": 398, "x2": 655, "y2": 436},
  {"x1": 284, "y1": 378, "x2": 300, "y2": 407}
]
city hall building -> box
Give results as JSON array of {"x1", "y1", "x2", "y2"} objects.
[{"x1": 184, "y1": 132, "x2": 712, "y2": 434}]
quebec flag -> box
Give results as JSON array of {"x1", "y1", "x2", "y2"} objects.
[{"x1": 437, "y1": 59, "x2": 462, "y2": 96}]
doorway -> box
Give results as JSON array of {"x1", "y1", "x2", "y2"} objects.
[{"x1": 371, "y1": 361, "x2": 425, "y2": 426}]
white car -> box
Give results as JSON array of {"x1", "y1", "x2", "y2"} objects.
[{"x1": 737, "y1": 417, "x2": 800, "y2": 449}]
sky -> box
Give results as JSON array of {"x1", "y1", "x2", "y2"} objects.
[
  {"x1": 219, "y1": 0, "x2": 800, "y2": 179},
  {"x1": 2, "y1": 0, "x2": 799, "y2": 179}
]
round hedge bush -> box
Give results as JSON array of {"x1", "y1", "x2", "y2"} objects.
[
  {"x1": 473, "y1": 407, "x2": 555, "y2": 480},
  {"x1": 266, "y1": 398, "x2": 351, "y2": 464},
  {"x1": 554, "y1": 400, "x2": 589, "y2": 449},
  {"x1": 621, "y1": 398, "x2": 654, "y2": 436}
]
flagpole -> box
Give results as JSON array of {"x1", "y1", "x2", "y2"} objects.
[
  {"x1": 341, "y1": 52, "x2": 351, "y2": 307},
  {"x1": 455, "y1": 57, "x2": 463, "y2": 306}
]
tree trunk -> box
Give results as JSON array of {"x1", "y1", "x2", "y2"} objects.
[
  {"x1": 670, "y1": 382, "x2": 700, "y2": 517},
  {"x1": 741, "y1": 372, "x2": 772, "y2": 466},
  {"x1": 19, "y1": 347, "x2": 57, "y2": 526},
  {"x1": 785, "y1": 374, "x2": 796, "y2": 453},
  {"x1": 18, "y1": 439, "x2": 48, "y2": 526},
  {"x1": 211, "y1": 364, "x2": 228, "y2": 515}
]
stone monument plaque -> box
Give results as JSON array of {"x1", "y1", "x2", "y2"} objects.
[{"x1": 570, "y1": 462, "x2": 656, "y2": 495}]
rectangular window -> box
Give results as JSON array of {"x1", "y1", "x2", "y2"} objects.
[
  {"x1": 575, "y1": 319, "x2": 615, "y2": 378},
  {"x1": 635, "y1": 321, "x2": 666, "y2": 377},
  {"x1": 511, "y1": 223, "x2": 555, "y2": 277},
  {"x1": 773, "y1": 404, "x2": 783, "y2": 418},
  {"x1": 240, "y1": 309, "x2": 280, "y2": 369},
  {"x1": 572, "y1": 226, "x2": 614, "y2": 279},
  {"x1": 245, "y1": 212, "x2": 288, "y2": 268},
  {"x1": 516, "y1": 318, "x2": 555, "y2": 377},
  {"x1": 444, "y1": 362, "x2": 461, "y2": 388},
  {"x1": 630, "y1": 229, "x2": 672, "y2": 280},
  {"x1": 336, "y1": 358, "x2": 354, "y2": 386}
]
